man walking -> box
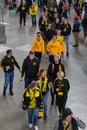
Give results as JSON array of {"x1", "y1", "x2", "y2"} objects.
[
  {"x1": 47, "y1": 54, "x2": 65, "y2": 105},
  {"x1": 31, "y1": 32, "x2": 45, "y2": 62},
  {"x1": 21, "y1": 50, "x2": 40, "y2": 88},
  {"x1": 18, "y1": 0, "x2": 27, "y2": 28},
  {"x1": 1, "y1": 49, "x2": 21, "y2": 96},
  {"x1": 29, "y1": 1, "x2": 38, "y2": 27},
  {"x1": 61, "y1": 19, "x2": 71, "y2": 57}
]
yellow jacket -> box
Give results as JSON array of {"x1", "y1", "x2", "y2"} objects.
[
  {"x1": 57, "y1": 36, "x2": 66, "y2": 53},
  {"x1": 46, "y1": 40, "x2": 61, "y2": 56},
  {"x1": 29, "y1": 5, "x2": 38, "y2": 15},
  {"x1": 31, "y1": 37, "x2": 45, "y2": 55},
  {"x1": 38, "y1": 76, "x2": 49, "y2": 93},
  {"x1": 22, "y1": 87, "x2": 41, "y2": 108}
]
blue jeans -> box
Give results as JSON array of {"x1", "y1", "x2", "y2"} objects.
[
  {"x1": 31, "y1": 15, "x2": 36, "y2": 26},
  {"x1": 37, "y1": 0, "x2": 40, "y2": 6},
  {"x1": 64, "y1": 35, "x2": 70, "y2": 54},
  {"x1": 27, "y1": 108, "x2": 38, "y2": 126},
  {"x1": 42, "y1": 91, "x2": 49, "y2": 117},
  {"x1": 24, "y1": 76, "x2": 34, "y2": 88},
  {"x1": 3, "y1": 71, "x2": 14, "y2": 92}
]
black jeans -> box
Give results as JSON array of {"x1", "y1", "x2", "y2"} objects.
[
  {"x1": 20, "y1": 14, "x2": 26, "y2": 26},
  {"x1": 57, "y1": 95, "x2": 67, "y2": 114}
]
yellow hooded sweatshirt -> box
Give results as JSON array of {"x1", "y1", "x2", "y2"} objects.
[{"x1": 31, "y1": 37, "x2": 45, "y2": 55}]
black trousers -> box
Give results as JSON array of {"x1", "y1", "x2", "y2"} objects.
[
  {"x1": 57, "y1": 95, "x2": 67, "y2": 114},
  {"x1": 20, "y1": 14, "x2": 26, "y2": 26},
  {"x1": 35, "y1": 52, "x2": 42, "y2": 62}
]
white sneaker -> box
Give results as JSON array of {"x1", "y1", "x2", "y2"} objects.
[
  {"x1": 34, "y1": 125, "x2": 38, "y2": 130},
  {"x1": 29, "y1": 123, "x2": 33, "y2": 128}
]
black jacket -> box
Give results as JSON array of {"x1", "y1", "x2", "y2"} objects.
[
  {"x1": 47, "y1": 62, "x2": 65, "y2": 81},
  {"x1": 53, "y1": 77, "x2": 70, "y2": 97},
  {"x1": 61, "y1": 23, "x2": 71, "y2": 36},
  {"x1": 82, "y1": 17, "x2": 87, "y2": 30},
  {"x1": 44, "y1": 29, "x2": 55, "y2": 41},
  {"x1": 72, "y1": 21, "x2": 81, "y2": 32},
  {"x1": 58, "y1": 118, "x2": 78, "y2": 130},
  {"x1": 21, "y1": 56, "x2": 40, "y2": 78},
  {"x1": 54, "y1": 117, "x2": 86, "y2": 130},
  {"x1": 18, "y1": 4, "x2": 27, "y2": 15},
  {"x1": 54, "y1": 23, "x2": 61, "y2": 30},
  {"x1": 1, "y1": 55, "x2": 20, "y2": 72}
]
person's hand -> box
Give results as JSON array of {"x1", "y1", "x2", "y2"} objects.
[
  {"x1": 71, "y1": 114, "x2": 76, "y2": 119},
  {"x1": 19, "y1": 69, "x2": 22, "y2": 73},
  {"x1": 22, "y1": 105, "x2": 26, "y2": 110},
  {"x1": 6, "y1": 66, "x2": 10, "y2": 71},
  {"x1": 20, "y1": 77, "x2": 23, "y2": 81},
  {"x1": 40, "y1": 105, "x2": 43, "y2": 108},
  {"x1": 64, "y1": 28, "x2": 66, "y2": 31}
]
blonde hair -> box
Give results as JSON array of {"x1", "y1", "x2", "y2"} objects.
[{"x1": 57, "y1": 71, "x2": 64, "y2": 78}]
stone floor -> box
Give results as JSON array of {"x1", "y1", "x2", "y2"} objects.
[{"x1": 0, "y1": 8, "x2": 87, "y2": 130}]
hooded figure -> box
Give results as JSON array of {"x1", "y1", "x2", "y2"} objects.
[{"x1": 54, "y1": 108, "x2": 86, "y2": 130}]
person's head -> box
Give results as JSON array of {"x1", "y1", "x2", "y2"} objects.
[
  {"x1": 41, "y1": 12, "x2": 47, "y2": 17},
  {"x1": 56, "y1": 29, "x2": 61, "y2": 35},
  {"x1": 63, "y1": 108, "x2": 73, "y2": 122},
  {"x1": 55, "y1": 18, "x2": 60, "y2": 24},
  {"x1": 22, "y1": 0, "x2": 26, "y2": 5},
  {"x1": 39, "y1": 69, "x2": 46, "y2": 78},
  {"x1": 54, "y1": 54, "x2": 60, "y2": 63},
  {"x1": 36, "y1": 32, "x2": 41, "y2": 40},
  {"x1": 57, "y1": 71, "x2": 64, "y2": 81},
  {"x1": 54, "y1": 13, "x2": 58, "y2": 19},
  {"x1": 6, "y1": 49, "x2": 13, "y2": 57},
  {"x1": 54, "y1": 7, "x2": 58, "y2": 13},
  {"x1": 50, "y1": 6, "x2": 53, "y2": 11},
  {"x1": 30, "y1": 80, "x2": 37, "y2": 90},
  {"x1": 52, "y1": 35, "x2": 57, "y2": 42},
  {"x1": 64, "y1": 18, "x2": 68, "y2": 24},
  {"x1": 29, "y1": 50, "x2": 35, "y2": 60},
  {"x1": 43, "y1": 15, "x2": 47, "y2": 21},
  {"x1": 32, "y1": 1, "x2": 35, "y2": 6},
  {"x1": 47, "y1": 23, "x2": 52, "y2": 29}
]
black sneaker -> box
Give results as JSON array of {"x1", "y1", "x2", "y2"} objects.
[
  {"x1": 3, "y1": 90, "x2": 6, "y2": 96},
  {"x1": 9, "y1": 91, "x2": 14, "y2": 96},
  {"x1": 59, "y1": 113, "x2": 63, "y2": 118},
  {"x1": 55, "y1": 101, "x2": 58, "y2": 106},
  {"x1": 51, "y1": 100, "x2": 54, "y2": 106},
  {"x1": 72, "y1": 44, "x2": 79, "y2": 47},
  {"x1": 66, "y1": 52, "x2": 69, "y2": 57},
  {"x1": 43, "y1": 116, "x2": 48, "y2": 120}
]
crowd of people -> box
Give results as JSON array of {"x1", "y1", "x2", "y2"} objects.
[{"x1": 0, "y1": 0, "x2": 87, "y2": 130}]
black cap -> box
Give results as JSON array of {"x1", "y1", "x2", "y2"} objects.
[{"x1": 63, "y1": 108, "x2": 73, "y2": 118}]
